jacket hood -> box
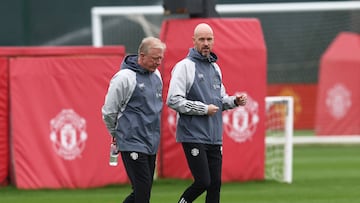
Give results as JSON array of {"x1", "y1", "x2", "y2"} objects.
[
  {"x1": 187, "y1": 48, "x2": 218, "y2": 63},
  {"x1": 121, "y1": 54, "x2": 149, "y2": 74}
]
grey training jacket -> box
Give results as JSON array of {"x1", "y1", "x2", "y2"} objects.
[
  {"x1": 166, "y1": 48, "x2": 237, "y2": 145},
  {"x1": 102, "y1": 55, "x2": 163, "y2": 155}
]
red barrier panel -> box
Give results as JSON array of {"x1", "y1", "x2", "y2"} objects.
[
  {"x1": 315, "y1": 32, "x2": 360, "y2": 135},
  {"x1": 6, "y1": 46, "x2": 129, "y2": 189},
  {"x1": 0, "y1": 57, "x2": 9, "y2": 186},
  {"x1": 159, "y1": 18, "x2": 267, "y2": 182},
  {"x1": 267, "y1": 83, "x2": 317, "y2": 129}
]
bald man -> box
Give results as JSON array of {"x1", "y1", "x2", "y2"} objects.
[{"x1": 167, "y1": 23, "x2": 247, "y2": 203}]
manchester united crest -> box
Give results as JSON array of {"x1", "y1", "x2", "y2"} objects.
[
  {"x1": 50, "y1": 109, "x2": 88, "y2": 160},
  {"x1": 326, "y1": 83, "x2": 352, "y2": 120},
  {"x1": 223, "y1": 93, "x2": 259, "y2": 143}
]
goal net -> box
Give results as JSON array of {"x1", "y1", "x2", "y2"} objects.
[
  {"x1": 92, "y1": 1, "x2": 360, "y2": 81},
  {"x1": 265, "y1": 96, "x2": 294, "y2": 183},
  {"x1": 91, "y1": 1, "x2": 360, "y2": 82}
]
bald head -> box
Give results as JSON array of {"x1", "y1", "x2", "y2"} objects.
[
  {"x1": 193, "y1": 23, "x2": 214, "y2": 57},
  {"x1": 193, "y1": 23, "x2": 213, "y2": 38}
]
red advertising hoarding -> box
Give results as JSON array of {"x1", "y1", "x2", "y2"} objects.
[
  {"x1": 0, "y1": 57, "x2": 9, "y2": 186},
  {"x1": 315, "y1": 32, "x2": 360, "y2": 135},
  {"x1": 6, "y1": 46, "x2": 129, "y2": 189}
]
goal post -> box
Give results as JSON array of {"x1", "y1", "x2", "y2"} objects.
[{"x1": 265, "y1": 96, "x2": 294, "y2": 183}]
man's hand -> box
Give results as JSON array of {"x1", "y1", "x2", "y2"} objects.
[
  {"x1": 235, "y1": 94, "x2": 247, "y2": 106},
  {"x1": 207, "y1": 104, "x2": 219, "y2": 116}
]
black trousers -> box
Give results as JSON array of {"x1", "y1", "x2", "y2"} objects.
[
  {"x1": 178, "y1": 142, "x2": 222, "y2": 203},
  {"x1": 121, "y1": 151, "x2": 156, "y2": 203}
]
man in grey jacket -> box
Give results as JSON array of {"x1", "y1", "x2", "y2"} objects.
[
  {"x1": 167, "y1": 23, "x2": 247, "y2": 203},
  {"x1": 102, "y1": 36, "x2": 166, "y2": 203}
]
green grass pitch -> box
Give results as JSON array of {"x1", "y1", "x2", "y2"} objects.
[{"x1": 1, "y1": 145, "x2": 359, "y2": 203}]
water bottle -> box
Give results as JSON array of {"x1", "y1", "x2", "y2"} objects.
[{"x1": 109, "y1": 138, "x2": 119, "y2": 166}]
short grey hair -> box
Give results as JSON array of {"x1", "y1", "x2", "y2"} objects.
[{"x1": 138, "y1": 36, "x2": 166, "y2": 54}]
